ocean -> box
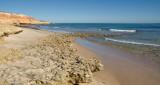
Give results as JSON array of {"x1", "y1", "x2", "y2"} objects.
[{"x1": 38, "y1": 23, "x2": 160, "y2": 47}]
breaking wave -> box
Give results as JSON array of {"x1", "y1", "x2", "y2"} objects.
[
  {"x1": 105, "y1": 38, "x2": 160, "y2": 47},
  {"x1": 109, "y1": 29, "x2": 136, "y2": 33}
]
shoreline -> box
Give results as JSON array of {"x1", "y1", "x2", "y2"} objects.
[
  {"x1": 73, "y1": 42, "x2": 120, "y2": 85},
  {"x1": 76, "y1": 38, "x2": 160, "y2": 85},
  {"x1": 0, "y1": 25, "x2": 104, "y2": 85},
  {"x1": 1, "y1": 24, "x2": 160, "y2": 85}
]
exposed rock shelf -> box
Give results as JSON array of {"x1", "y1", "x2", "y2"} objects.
[
  {"x1": 0, "y1": 24, "x2": 23, "y2": 37},
  {"x1": 0, "y1": 31, "x2": 103, "y2": 85}
]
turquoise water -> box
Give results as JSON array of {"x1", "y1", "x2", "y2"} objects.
[{"x1": 38, "y1": 23, "x2": 160, "y2": 47}]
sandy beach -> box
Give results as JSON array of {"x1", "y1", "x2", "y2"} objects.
[
  {"x1": 0, "y1": 0, "x2": 160, "y2": 84},
  {"x1": 76, "y1": 38, "x2": 160, "y2": 85},
  {"x1": 0, "y1": 24, "x2": 160, "y2": 85},
  {"x1": 73, "y1": 43, "x2": 120, "y2": 85},
  {"x1": 0, "y1": 25, "x2": 104, "y2": 85}
]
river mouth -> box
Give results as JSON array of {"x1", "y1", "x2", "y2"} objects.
[{"x1": 75, "y1": 38, "x2": 160, "y2": 85}]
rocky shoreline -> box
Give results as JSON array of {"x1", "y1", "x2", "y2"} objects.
[
  {"x1": 0, "y1": 24, "x2": 23, "y2": 37},
  {"x1": 0, "y1": 25, "x2": 103, "y2": 85}
]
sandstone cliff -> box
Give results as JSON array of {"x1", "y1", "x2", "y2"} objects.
[{"x1": 0, "y1": 12, "x2": 49, "y2": 25}]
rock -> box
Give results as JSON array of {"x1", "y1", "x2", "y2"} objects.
[
  {"x1": 0, "y1": 12, "x2": 49, "y2": 25},
  {"x1": 0, "y1": 34, "x2": 103, "y2": 85},
  {"x1": 0, "y1": 24, "x2": 23, "y2": 37}
]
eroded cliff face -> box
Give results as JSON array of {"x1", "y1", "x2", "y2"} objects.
[{"x1": 0, "y1": 12, "x2": 48, "y2": 24}]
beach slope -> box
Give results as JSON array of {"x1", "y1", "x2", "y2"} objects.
[{"x1": 0, "y1": 25, "x2": 104, "y2": 85}]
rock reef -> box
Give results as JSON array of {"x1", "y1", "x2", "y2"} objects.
[
  {"x1": 0, "y1": 11, "x2": 103, "y2": 85},
  {"x1": 0, "y1": 33, "x2": 103, "y2": 85},
  {"x1": 0, "y1": 24, "x2": 23, "y2": 37}
]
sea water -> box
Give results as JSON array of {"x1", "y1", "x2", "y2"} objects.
[{"x1": 39, "y1": 23, "x2": 160, "y2": 47}]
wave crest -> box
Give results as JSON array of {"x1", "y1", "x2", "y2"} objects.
[
  {"x1": 105, "y1": 38, "x2": 160, "y2": 47},
  {"x1": 109, "y1": 29, "x2": 136, "y2": 33}
]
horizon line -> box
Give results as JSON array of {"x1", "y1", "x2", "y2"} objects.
[{"x1": 53, "y1": 22, "x2": 160, "y2": 24}]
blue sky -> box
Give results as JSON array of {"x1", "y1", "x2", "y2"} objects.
[{"x1": 0, "y1": 0, "x2": 160, "y2": 23}]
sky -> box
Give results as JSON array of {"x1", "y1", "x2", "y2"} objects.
[{"x1": 0, "y1": 0, "x2": 160, "y2": 23}]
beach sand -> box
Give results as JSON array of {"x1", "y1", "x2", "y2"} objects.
[
  {"x1": 0, "y1": 25, "x2": 160, "y2": 85},
  {"x1": 3, "y1": 28, "x2": 50, "y2": 48},
  {"x1": 0, "y1": 26, "x2": 104, "y2": 85},
  {"x1": 73, "y1": 43, "x2": 120, "y2": 85},
  {"x1": 76, "y1": 38, "x2": 160, "y2": 85}
]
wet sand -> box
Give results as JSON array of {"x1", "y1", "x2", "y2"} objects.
[
  {"x1": 0, "y1": 26, "x2": 104, "y2": 85},
  {"x1": 73, "y1": 42, "x2": 120, "y2": 85},
  {"x1": 76, "y1": 38, "x2": 160, "y2": 85},
  {"x1": 1, "y1": 25, "x2": 160, "y2": 85}
]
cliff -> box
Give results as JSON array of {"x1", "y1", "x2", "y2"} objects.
[{"x1": 0, "y1": 12, "x2": 49, "y2": 25}]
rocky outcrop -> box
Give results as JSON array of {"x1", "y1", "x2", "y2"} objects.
[
  {"x1": 0, "y1": 24, "x2": 23, "y2": 37},
  {"x1": 0, "y1": 12, "x2": 49, "y2": 25},
  {"x1": 0, "y1": 34, "x2": 103, "y2": 85}
]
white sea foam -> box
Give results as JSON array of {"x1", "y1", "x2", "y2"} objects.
[
  {"x1": 105, "y1": 38, "x2": 160, "y2": 47},
  {"x1": 109, "y1": 29, "x2": 136, "y2": 33},
  {"x1": 53, "y1": 26, "x2": 60, "y2": 29}
]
